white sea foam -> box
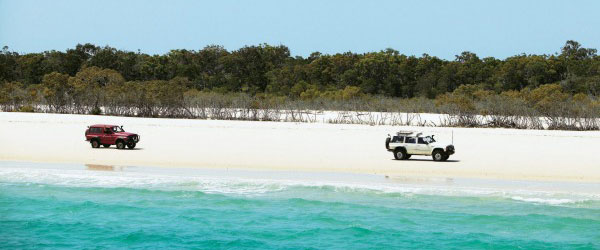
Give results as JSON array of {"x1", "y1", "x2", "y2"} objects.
[
  {"x1": 1, "y1": 164, "x2": 599, "y2": 206},
  {"x1": 0, "y1": 167, "x2": 278, "y2": 195},
  {"x1": 509, "y1": 196, "x2": 579, "y2": 205}
]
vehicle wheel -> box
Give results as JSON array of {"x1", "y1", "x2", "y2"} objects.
[
  {"x1": 442, "y1": 154, "x2": 449, "y2": 161},
  {"x1": 91, "y1": 140, "x2": 100, "y2": 148},
  {"x1": 393, "y1": 148, "x2": 407, "y2": 160},
  {"x1": 102, "y1": 144, "x2": 110, "y2": 148},
  {"x1": 116, "y1": 141, "x2": 125, "y2": 149},
  {"x1": 127, "y1": 142, "x2": 136, "y2": 149},
  {"x1": 432, "y1": 150, "x2": 446, "y2": 161}
]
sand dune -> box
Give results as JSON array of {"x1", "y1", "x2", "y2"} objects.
[{"x1": 1, "y1": 112, "x2": 599, "y2": 182}]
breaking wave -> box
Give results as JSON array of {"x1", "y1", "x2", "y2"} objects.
[{"x1": 1, "y1": 163, "x2": 599, "y2": 207}]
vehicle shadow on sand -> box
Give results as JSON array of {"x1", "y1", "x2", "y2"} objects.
[
  {"x1": 391, "y1": 159, "x2": 460, "y2": 163},
  {"x1": 95, "y1": 147, "x2": 144, "y2": 151}
]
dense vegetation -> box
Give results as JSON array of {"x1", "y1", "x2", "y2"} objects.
[{"x1": 1, "y1": 40, "x2": 599, "y2": 130}]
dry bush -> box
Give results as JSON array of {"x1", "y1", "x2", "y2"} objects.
[{"x1": 2, "y1": 76, "x2": 599, "y2": 131}]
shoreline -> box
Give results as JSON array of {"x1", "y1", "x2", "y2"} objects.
[
  {"x1": 1, "y1": 112, "x2": 600, "y2": 183},
  {"x1": 3, "y1": 157, "x2": 600, "y2": 184},
  {"x1": 2, "y1": 160, "x2": 600, "y2": 204}
]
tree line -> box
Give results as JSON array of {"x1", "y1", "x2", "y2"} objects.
[
  {"x1": 0, "y1": 40, "x2": 599, "y2": 130},
  {"x1": 1, "y1": 40, "x2": 599, "y2": 97}
]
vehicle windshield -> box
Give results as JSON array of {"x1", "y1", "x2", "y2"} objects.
[
  {"x1": 424, "y1": 136, "x2": 436, "y2": 143},
  {"x1": 111, "y1": 126, "x2": 124, "y2": 133}
]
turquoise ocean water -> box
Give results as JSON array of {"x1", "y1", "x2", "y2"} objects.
[{"x1": 1, "y1": 162, "x2": 599, "y2": 249}]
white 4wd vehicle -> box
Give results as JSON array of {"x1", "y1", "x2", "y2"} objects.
[{"x1": 385, "y1": 131, "x2": 455, "y2": 161}]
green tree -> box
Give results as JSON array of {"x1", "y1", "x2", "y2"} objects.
[
  {"x1": 68, "y1": 66, "x2": 125, "y2": 113},
  {"x1": 0, "y1": 46, "x2": 19, "y2": 83},
  {"x1": 41, "y1": 72, "x2": 71, "y2": 112}
]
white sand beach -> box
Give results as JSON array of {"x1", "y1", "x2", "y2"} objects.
[{"x1": 1, "y1": 112, "x2": 599, "y2": 182}]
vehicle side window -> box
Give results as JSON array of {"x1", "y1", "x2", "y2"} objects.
[
  {"x1": 90, "y1": 127, "x2": 101, "y2": 134},
  {"x1": 104, "y1": 128, "x2": 111, "y2": 134},
  {"x1": 405, "y1": 137, "x2": 416, "y2": 143},
  {"x1": 392, "y1": 136, "x2": 404, "y2": 143},
  {"x1": 418, "y1": 137, "x2": 427, "y2": 144}
]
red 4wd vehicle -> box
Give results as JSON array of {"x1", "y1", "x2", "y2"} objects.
[{"x1": 85, "y1": 124, "x2": 140, "y2": 149}]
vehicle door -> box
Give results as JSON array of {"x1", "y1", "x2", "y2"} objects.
[
  {"x1": 404, "y1": 136, "x2": 418, "y2": 154},
  {"x1": 416, "y1": 137, "x2": 430, "y2": 154},
  {"x1": 101, "y1": 127, "x2": 114, "y2": 145}
]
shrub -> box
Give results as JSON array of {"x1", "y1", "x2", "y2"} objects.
[
  {"x1": 18, "y1": 105, "x2": 35, "y2": 112},
  {"x1": 90, "y1": 106, "x2": 102, "y2": 115}
]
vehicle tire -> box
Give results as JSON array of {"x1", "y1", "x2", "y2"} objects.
[
  {"x1": 405, "y1": 154, "x2": 411, "y2": 160},
  {"x1": 102, "y1": 144, "x2": 110, "y2": 148},
  {"x1": 116, "y1": 141, "x2": 125, "y2": 149},
  {"x1": 432, "y1": 150, "x2": 446, "y2": 161},
  {"x1": 91, "y1": 140, "x2": 100, "y2": 148},
  {"x1": 127, "y1": 142, "x2": 136, "y2": 149},
  {"x1": 442, "y1": 154, "x2": 449, "y2": 161},
  {"x1": 393, "y1": 148, "x2": 407, "y2": 160}
]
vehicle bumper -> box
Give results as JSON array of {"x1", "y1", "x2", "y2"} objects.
[{"x1": 127, "y1": 135, "x2": 140, "y2": 143}]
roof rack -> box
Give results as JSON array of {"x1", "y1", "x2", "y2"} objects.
[{"x1": 396, "y1": 131, "x2": 423, "y2": 137}]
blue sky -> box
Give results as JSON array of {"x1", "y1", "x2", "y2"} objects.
[{"x1": 1, "y1": 0, "x2": 599, "y2": 59}]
